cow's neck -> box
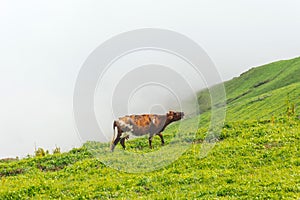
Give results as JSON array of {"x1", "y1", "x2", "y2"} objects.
[{"x1": 164, "y1": 118, "x2": 175, "y2": 127}]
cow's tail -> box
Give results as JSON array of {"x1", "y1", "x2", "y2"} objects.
[{"x1": 110, "y1": 121, "x2": 118, "y2": 151}]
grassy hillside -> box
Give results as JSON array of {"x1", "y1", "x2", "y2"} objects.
[
  {"x1": 225, "y1": 57, "x2": 300, "y2": 101},
  {"x1": 198, "y1": 56, "x2": 300, "y2": 120},
  {"x1": 1, "y1": 57, "x2": 300, "y2": 199},
  {"x1": 0, "y1": 117, "x2": 299, "y2": 199}
]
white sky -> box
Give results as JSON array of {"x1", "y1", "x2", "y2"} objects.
[{"x1": 1, "y1": 0, "x2": 300, "y2": 158}]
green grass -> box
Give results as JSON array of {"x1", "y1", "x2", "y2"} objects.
[
  {"x1": 224, "y1": 57, "x2": 300, "y2": 101},
  {"x1": 227, "y1": 82, "x2": 300, "y2": 120},
  {"x1": 1, "y1": 56, "x2": 300, "y2": 199},
  {"x1": 0, "y1": 118, "x2": 299, "y2": 199},
  {"x1": 198, "y1": 56, "x2": 300, "y2": 120}
]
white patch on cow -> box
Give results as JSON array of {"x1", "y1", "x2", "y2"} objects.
[
  {"x1": 120, "y1": 131, "x2": 132, "y2": 139},
  {"x1": 120, "y1": 131, "x2": 136, "y2": 139},
  {"x1": 118, "y1": 120, "x2": 133, "y2": 132},
  {"x1": 152, "y1": 118, "x2": 156, "y2": 124},
  {"x1": 113, "y1": 126, "x2": 118, "y2": 140}
]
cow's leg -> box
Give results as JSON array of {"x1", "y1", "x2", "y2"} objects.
[
  {"x1": 157, "y1": 132, "x2": 165, "y2": 145},
  {"x1": 120, "y1": 138, "x2": 126, "y2": 150},
  {"x1": 148, "y1": 135, "x2": 153, "y2": 149},
  {"x1": 111, "y1": 135, "x2": 121, "y2": 152}
]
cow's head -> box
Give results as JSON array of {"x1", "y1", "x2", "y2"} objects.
[{"x1": 167, "y1": 111, "x2": 184, "y2": 122}]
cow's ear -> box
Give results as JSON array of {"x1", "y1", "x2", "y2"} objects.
[{"x1": 167, "y1": 112, "x2": 173, "y2": 120}]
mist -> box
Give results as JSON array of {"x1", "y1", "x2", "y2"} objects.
[{"x1": 1, "y1": 0, "x2": 300, "y2": 158}]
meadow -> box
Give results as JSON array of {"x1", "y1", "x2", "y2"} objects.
[{"x1": 0, "y1": 57, "x2": 299, "y2": 199}]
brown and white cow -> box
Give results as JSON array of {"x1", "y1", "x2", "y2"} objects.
[{"x1": 110, "y1": 111, "x2": 184, "y2": 151}]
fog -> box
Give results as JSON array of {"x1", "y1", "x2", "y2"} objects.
[{"x1": 1, "y1": 0, "x2": 300, "y2": 158}]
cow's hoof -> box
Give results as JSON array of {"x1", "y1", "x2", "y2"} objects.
[{"x1": 110, "y1": 144, "x2": 115, "y2": 152}]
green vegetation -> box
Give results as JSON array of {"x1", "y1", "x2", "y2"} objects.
[
  {"x1": 1, "y1": 117, "x2": 299, "y2": 199},
  {"x1": 1, "y1": 57, "x2": 300, "y2": 199},
  {"x1": 198, "y1": 56, "x2": 300, "y2": 121}
]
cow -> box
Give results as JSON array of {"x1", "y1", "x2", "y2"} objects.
[{"x1": 110, "y1": 111, "x2": 184, "y2": 151}]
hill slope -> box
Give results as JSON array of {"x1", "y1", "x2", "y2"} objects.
[
  {"x1": 198, "y1": 56, "x2": 300, "y2": 120},
  {"x1": 0, "y1": 118, "x2": 299, "y2": 199},
  {"x1": 1, "y1": 57, "x2": 300, "y2": 199}
]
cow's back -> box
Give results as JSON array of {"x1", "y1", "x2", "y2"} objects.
[{"x1": 116, "y1": 114, "x2": 168, "y2": 136}]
